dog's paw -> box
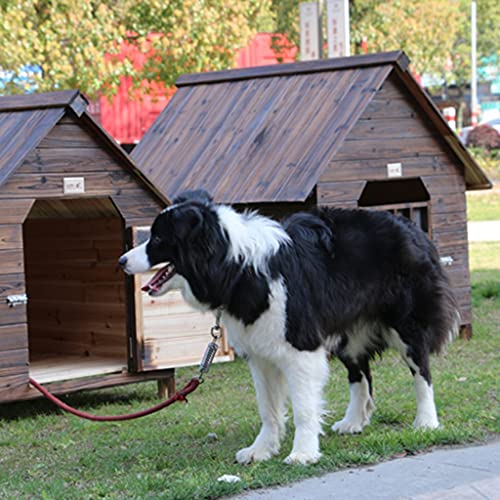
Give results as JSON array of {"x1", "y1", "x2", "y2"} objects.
[
  {"x1": 235, "y1": 445, "x2": 274, "y2": 464},
  {"x1": 331, "y1": 418, "x2": 365, "y2": 434},
  {"x1": 413, "y1": 415, "x2": 439, "y2": 430},
  {"x1": 284, "y1": 450, "x2": 321, "y2": 465}
]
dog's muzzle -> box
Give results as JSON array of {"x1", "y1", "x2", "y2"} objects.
[{"x1": 141, "y1": 263, "x2": 177, "y2": 295}]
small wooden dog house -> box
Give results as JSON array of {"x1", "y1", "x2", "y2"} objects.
[
  {"x1": 131, "y1": 51, "x2": 491, "y2": 337},
  {"x1": 0, "y1": 90, "x2": 231, "y2": 403}
]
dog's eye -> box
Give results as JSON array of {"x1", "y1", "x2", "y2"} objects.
[{"x1": 151, "y1": 236, "x2": 162, "y2": 245}]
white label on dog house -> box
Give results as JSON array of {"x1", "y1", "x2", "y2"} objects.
[
  {"x1": 440, "y1": 256, "x2": 454, "y2": 266},
  {"x1": 387, "y1": 163, "x2": 403, "y2": 178},
  {"x1": 63, "y1": 177, "x2": 85, "y2": 194}
]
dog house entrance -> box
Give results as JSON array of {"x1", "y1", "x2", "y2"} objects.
[
  {"x1": 23, "y1": 198, "x2": 128, "y2": 384},
  {"x1": 358, "y1": 178, "x2": 431, "y2": 235}
]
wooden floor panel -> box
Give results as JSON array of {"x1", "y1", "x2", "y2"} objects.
[{"x1": 29, "y1": 354, "x2": 127, "y2": 384}]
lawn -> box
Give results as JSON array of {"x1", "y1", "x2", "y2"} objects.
[
  {"x1": 466, "y1": 186, "x2": 500, "y2": 221},
  {"x1": 0, "y1": 243, "x2": 499, "y2": 499}
]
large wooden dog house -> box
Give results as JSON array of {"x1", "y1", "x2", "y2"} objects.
[
  {"x1": 132, "y1": 51, "x2": 491, "y2": 337},
  {"x1": 0, "y1": 91, "x2": 231, "y2": 403}
]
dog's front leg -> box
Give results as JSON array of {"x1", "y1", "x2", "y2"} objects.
[
  {"x1": 282, "y1": 348, "x2": 329, "y2": 465},
  {"x1": 236, "y1": 357, "x2": 288, "y2": 464}
]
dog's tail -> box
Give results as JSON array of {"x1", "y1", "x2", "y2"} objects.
[{"x1": 428, "y1": 259, "x2": 461, "y2": 354}]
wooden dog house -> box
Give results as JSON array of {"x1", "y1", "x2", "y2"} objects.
[
  {"x1": 131, "y1": 51, "x2": 491, "y2": 337},
  {"x1": 0, "y1": 91, "x2": 232, "y2": 404}
]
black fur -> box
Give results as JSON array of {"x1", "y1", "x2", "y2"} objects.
[{"x1": 143, "y1": 191, "x2": 458, "y2": 385}]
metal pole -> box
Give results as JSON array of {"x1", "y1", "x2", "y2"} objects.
[{"x1": 471, "y1": 0, "x2": 478, "y2": 126}]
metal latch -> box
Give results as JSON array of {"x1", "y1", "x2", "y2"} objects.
[
  {"x1": 440, "y1": 256, "x2": 454, "y2": 267},
  {"x1": 6, "y1": 294, "x2": 28, "y2": 307}
]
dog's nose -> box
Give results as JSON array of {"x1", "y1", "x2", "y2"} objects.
[{"x1": 118, "y1": 255, "x2": 128, "y2": 268}]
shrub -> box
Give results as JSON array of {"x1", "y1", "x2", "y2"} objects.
[
  {"x1": 469, "y1": 147, "x2": 500, "y2": 181},
  {"x1": 466, "y1": 124, "x2": 500, "y2": 150}
]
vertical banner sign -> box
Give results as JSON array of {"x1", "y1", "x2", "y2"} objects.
[
  {"x1": 326, "y1": 0, "x2": 350, "y2": 58},
  {"x1": 300, "y1": 2, "x2": 322, "y2": 61}
]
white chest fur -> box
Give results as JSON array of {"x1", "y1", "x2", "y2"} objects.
[{"x1": 221, "y1": 279, "x2": 292, "y2": 362}]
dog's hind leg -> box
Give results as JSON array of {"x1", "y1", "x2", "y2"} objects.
[
  {"x1": 387, "y1": 328, "x2": 440, "y2": 429},
  {"x1": 235, "y1": 356, "x2": 288, "y2": 464},
  {"x1": 407, "y1": 350, "x2": 439, "y2": 429},
  {"x1": 282, "y1": 347, "x2": 329, "y2": 465},
  {"x1": 332, "y1": 355, "x2": 375, "y2": 434}
]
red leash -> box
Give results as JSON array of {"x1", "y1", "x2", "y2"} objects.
[
  {"x1": 28, "y1": 377, "x2": 201, "y2": 422},
  {"x1": 27, "y1": 307, "x2": 223, "y2": 421}
]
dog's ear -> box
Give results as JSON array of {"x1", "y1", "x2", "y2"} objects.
[
  {"x1": 170, "y1": 205, "x2": 204, "y2": 242},
  {"x1": 173, "y1": 190, "x2": 213, "y2": 205}
]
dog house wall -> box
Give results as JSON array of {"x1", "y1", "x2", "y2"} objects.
[
  {"x1": 131, "y1": 51, "x2": 491, "y2": 339},
  {"x1": 0, "y1": 91, "x2": 231, "y2": 404},
  {"x1": 314, "y1": 73, "x2": 474, "y2": 328}
]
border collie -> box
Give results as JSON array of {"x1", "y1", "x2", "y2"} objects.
[{"x1": 119, "y1": 190, "x2": 459, "y2": 465}]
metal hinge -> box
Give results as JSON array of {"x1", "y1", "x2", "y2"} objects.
[
  {"x1": 128, "y1": 336, "x2": 134, "y2": 359},
  {"x1": 6, "y1": 294, "x2": 28, "y2": 307}
]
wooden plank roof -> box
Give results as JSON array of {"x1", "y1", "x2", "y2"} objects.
[
  {"x1": 132, "y1": 50, "x2": 490, "y2": 203},
  {"x1": 0, "y1": 89, "x2": 86, "y2": 113},
  {"x1": 0, "y1": 90, "x2": 169, "y2": 204}
]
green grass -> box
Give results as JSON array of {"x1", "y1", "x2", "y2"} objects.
[
  {"x1": 1, "y1": 244, "x2": 499, "y2": 499},
  {"x1": 466, "y1": 187, "x2": 500, "y2": 221}
]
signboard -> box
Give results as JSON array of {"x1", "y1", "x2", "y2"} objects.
[
  {"x1": 300, "y1": 2, "x2": 322, "y2": 61},
  {"x1": 326, "y1": 0, "x2": 350, "y2": 58},
  {"x1": 64, "y1": 177, "x2": 85, "y2": 194},
  {"x1": 387, "y1": 163, "x2": 403, "y2": 178}
]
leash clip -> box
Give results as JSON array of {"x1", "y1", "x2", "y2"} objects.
[
  {"x1": 210, "y1": 325, "x2": 222, "y2": 341},
  {"x1": 199, "y1": 307, "x2": 224, "y2": 378}
]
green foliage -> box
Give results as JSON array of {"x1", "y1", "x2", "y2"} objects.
[
  {"x1": 125, "y1": 0, "x2": 270, "y2": 90},
  {"x1": 350, "y1": 0, "x2": 463, "y2": 76},
  {"x1": 0, "y1": 0, "x2": 132, "y2": 97},
  {"x1": 268, "y1": 0, "x2": 463, "y2": 75},
  {"x1": 451, "y1": 0, "x2": 500, "y2": 88},
  {"x1": 1, "y1": 1, "x2": 497, "y2": 99},
  {"x1": 0, "y1": 0, "x2": 270, "y2": 98},
  {"x1": 270, "y1": 0, "x2": 300, "y2": 47},
  {"x1": 468, "y1": 148, "x2": 500, "y2": 183},
  {"x1": 268, "y1": 0, "x2": 499, "y2": 85}
]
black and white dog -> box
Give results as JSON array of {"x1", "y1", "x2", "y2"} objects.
[{"x1": 119, "y1": 190, "x2": 459, "y2": 465}]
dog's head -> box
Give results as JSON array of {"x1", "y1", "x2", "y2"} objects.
[{"x1": 118, "y1": 190, "x2": 221, "y2": 296}]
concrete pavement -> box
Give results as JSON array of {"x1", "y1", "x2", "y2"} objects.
[
  {"x1": 468, "y1": 221, "x2": 500, "y2": 242},
  {"x1": 232, "y1": 439, "x2": 500, "y2": 500}
]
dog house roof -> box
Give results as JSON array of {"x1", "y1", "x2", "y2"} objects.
[
  {"x1": 132, "y1": 50, "x2": 491, "y2": 204},
  {"x1": 0, "y1": 90, "x2": 168, "y2": 203}
]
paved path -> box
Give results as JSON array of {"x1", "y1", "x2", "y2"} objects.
[
  {"x1": 233, "y1": 440, "x2": 500, "y2": 500},
  {"x1": 468, "y1": 221, "x2": 500, "y2": 241}
]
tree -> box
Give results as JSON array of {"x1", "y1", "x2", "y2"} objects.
[
  {"x1": 268, "y1": 0, "x2": 499, "y2": 78},
  {"x1": 449, "y1": 0, "x2": 500, "y2": 89},
  {"x1": 124, "y1": 0, "x2": 269, "y2": 91},
  {"x1": 268, "y1": 0, "x2": 463, "y2": 77},
  {"x1": 350, "y1": 0, "x2": 462, "y2": 77},
  {"x1": 0, "y1": 1, "x2": 130, "y2": 96},
  {"x1": 0, "y1": 0, "x2": 270, "y2": 97}
]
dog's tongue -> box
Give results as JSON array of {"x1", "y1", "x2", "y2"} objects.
[{"x1": 141, "y1": 264, "x2": 175, "y2": 294}]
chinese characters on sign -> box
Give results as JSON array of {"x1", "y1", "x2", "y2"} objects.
[
  {"x1": 326, "y1": 0, "x2": 350, "y2": 58},
  {"x1": 300, "y1": 2, "x2": 322, "y2": 61}
]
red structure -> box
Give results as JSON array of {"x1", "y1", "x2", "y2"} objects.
[
  {"x1": 91, "y1": 33, "x2": 297, "y2": 146},
  {"x1": 236, "y1": 33, "x2": 297, "y2": 68}
]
